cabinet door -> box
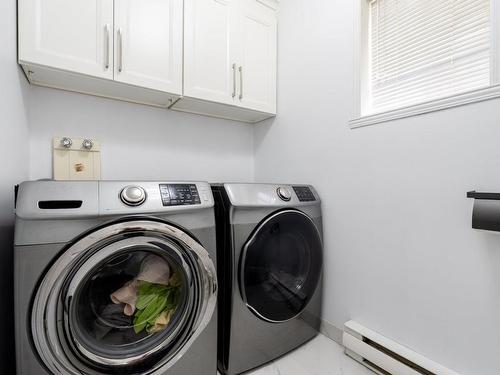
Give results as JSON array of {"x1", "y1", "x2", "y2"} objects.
[
  {"x1": 236, "y1": 0, "x2": 277, "y2": 114},
  {"x1": 18, "y1": 0, "x2": 114, "y2": 79},
  {"x1": 114, "y1": 0, "x2": 183, "y2": 94},
  {"x1": 184, "y1": 0, "x2": 239, "y2": 105}
]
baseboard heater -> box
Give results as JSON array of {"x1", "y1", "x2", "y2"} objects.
[{"x1": 343, "y1": 321, "x2": 459, "y2": 375}]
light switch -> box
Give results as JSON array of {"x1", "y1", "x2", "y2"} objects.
[{"x1": 53, "y1": 137, "x2": 101, "y2": 180}]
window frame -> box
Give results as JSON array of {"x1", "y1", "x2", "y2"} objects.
[{"x1": 350, "y1": 0, "x2": 500, "y2": 129}]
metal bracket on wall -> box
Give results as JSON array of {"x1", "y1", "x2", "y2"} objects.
[
  {"x1": 467, "y1": 191, "x2": 500, "y2": 200},
  {"x1": 467, "y1": 191, "x2": 500, "y2": 232}
]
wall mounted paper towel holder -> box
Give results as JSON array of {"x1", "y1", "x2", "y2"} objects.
[{"x1": 467, "y1": 191, "x2": 500, "y2": 232}]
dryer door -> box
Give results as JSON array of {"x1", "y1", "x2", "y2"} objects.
[
  {"x1": 240, "y1": 210, "x2": 323, "y2": 323},
  {"x1": 32, "y1": 219, "x2": 217, "y2": 375}
]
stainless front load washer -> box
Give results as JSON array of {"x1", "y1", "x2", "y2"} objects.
[
  {"x1": 14, "y1": 181, "x2": 217, "y2": 375},
  {"x1": 212, "y1": 183, "x2": 323, "y2": 375}
]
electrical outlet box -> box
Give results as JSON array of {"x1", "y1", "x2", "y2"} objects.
[{"x1": 53, "y1": 137, "x2": 101, "y2": 180}]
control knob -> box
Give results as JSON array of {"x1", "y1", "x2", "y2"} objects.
[
  {"x1": 277, "y1": 187, "x2": 292, "y2": 202},
  {"x1": 120, "y1": 186, "x2": 146, "y2": 206}
]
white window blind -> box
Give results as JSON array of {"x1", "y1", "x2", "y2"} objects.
[{"x1": 368, "y1": 0, "x2": 491, "y2": 114}]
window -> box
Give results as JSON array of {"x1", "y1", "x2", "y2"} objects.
[{"x1": 351, "y1": 0, "x2": 500, "y2": 127}]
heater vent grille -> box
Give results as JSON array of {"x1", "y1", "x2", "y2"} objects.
[
  {"x1": 363, "y1": 337, "x2": 433, "y2": 375},
  {"x1": 343, "y1": 321, "x2": 460, "y2": 375}
]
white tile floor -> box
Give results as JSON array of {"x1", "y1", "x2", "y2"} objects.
[{"x1": 232, "y1": 334, "x2": 375, "y2": 375}]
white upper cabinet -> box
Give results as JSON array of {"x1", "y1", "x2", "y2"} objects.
[
  {"x1": 113, "y1": 0, "x2": 183, "y2": 94},
  {"x1": 183, "y1": 0, "x2": 239, "y2": 105},
  {"x1": 18, "y1": 0, "x2": 182, "y2": 106},
  {"x1": 18, "y1": 0, "x2": 278, "y2": 121},
  {"x1": 177, "y1": 0, "x2": 278, "y2": 121},
  {"x1": 236, "y1": 0, "x2": 277, "y2": 114},
  {"x1": 18, "y1": 0, "x2": 114, "y2": 79}
]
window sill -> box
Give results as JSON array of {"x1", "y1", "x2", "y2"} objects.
[{"x1": 349, "y1": 84, "x2": 500, "y2": 129}]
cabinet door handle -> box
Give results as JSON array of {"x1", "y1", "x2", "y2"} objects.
[
  {"x1": 104, "y1": 25, "x2": 110, "y2": 70},
  {"x1": 232, "y1": 63, "x2": 237, "y2": 98},
  {"x1": 239, "y1": 66, "x2": 243, "y2": 100},
  {"x1": 117, "y1": 28, "x2": 123, "y2": 73}
]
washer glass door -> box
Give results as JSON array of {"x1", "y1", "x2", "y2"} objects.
[
  {"x1": 240, "y1": 210, "x2": 322, "y2": 323},
  {"x1": 32, "y1": 220, "x2": 217, "y2": 375},
  {"x1": 68, "y1": 239, "x2": 190, "y2": 366}
]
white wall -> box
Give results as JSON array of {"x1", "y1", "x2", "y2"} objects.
[
  {"x1": 28, "y1": 87, "x2": 254, "y2": 182},
  {"x1": 0, "y1": 1, "x2": 30, "y2": 373},
  {"x1": 254, "y1": 1, "x2": 500, "y2": 374}
]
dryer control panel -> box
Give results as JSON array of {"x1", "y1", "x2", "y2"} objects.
[
  {"x1": 292, "y1": 186, "x2": 316, "y2": 202},
  {"x1": 224, "y1": 183, "x2": 320, "y2": 207}
]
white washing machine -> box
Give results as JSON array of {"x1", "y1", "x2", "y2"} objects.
[{"x1": 14, "y1": 181, "x2": 217, "y2": 375}]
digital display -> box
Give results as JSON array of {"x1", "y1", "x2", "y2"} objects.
[
  {"x1": 293, "y1": 186, "x2": 316, "y2": 202},
  {"x1": 159, "y1": 184, "x2": 201, "y2": 206}
]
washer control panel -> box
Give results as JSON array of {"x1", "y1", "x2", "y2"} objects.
[
  {"x1": 293, "y1": 186, "x2": 316, "y2": 202},
  {"x1": 159, "y1": 184, "x2": 201, "y2": 206}
]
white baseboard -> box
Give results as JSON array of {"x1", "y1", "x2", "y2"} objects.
[{"x1": 319, "y1": 319, "x2": 343, "y2": 344}]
